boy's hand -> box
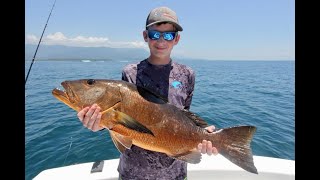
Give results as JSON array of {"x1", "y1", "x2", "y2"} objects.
[
  {"x1": 197, "y1": 125, "x2": 219, "y2": 155},
  {"x1": 77, "y1": 104, "x2": 103, "y2": 132}
]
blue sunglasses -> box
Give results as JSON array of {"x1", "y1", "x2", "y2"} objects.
[{"x1": 147, "y1": 30, "x2": 177, "y2": 41}]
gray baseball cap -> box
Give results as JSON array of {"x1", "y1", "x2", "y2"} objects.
[{"x1": 146, "y1": 7, "x2": 183, "y2": 31}]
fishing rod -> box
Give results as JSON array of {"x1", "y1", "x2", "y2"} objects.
[{"x1": 25, "y1": 0, "x2": 57, "y2": 85}]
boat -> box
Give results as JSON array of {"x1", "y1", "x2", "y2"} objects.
[
  {"x1": 81, "y1": 59, "x2": 91, "y2": 62},
  {"x1": 33, "y1": 154, "x2": 295, "y2": 180}
]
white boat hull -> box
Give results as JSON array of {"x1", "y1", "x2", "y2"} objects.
[{"x1": 33, "y1": 154, "x2": 295, "y2": 180}]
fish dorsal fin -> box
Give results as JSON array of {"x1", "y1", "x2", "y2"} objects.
[
  {"x1": 173, "y1": 149, "x2": 202, "y2": 164},
  {"x1": 109, "y1": 130, "x2": 130, "y2": 154},
  {"x1": 136, "y1": 85, "x2": 168, "y2": 104},
  {"x1": 115, "y1": 110, "x2": 154, "y2": 136},
  {"x1": 181, "y1": 109, "x2": 209, "y2": 128}
]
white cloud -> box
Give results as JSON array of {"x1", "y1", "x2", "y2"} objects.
[
  {"x1": 25, "y1": 34, "x2": 38, "y2": 44},
  {"x1": 25, "y1": 32, "x2": 148, "y2": 49}
]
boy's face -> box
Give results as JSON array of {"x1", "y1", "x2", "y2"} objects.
[{"x1": 143, "y1": 23, "x2": 180, "y2": 59}]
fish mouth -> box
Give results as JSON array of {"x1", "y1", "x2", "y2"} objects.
[{"x1": 52, "y1": 81, "x2": 80, "y2": 111}]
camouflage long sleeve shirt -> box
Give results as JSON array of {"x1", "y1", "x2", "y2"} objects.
[{"x1": 118, "y1": 59, "x2": 196, "y2": 180}]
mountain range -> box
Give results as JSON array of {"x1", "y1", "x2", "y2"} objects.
[{"x1": 25, "y1": 44, "x2": 149, "y2": 61}]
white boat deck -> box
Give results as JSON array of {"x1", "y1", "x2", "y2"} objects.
[{"x1": 33, "y1": 154, "x2": 295, "y2": 180}]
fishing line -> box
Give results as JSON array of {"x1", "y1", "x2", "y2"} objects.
[
  {"x1": 62, "y1": 129, "x2": 107, "y2": 166},
  {"x1": 63, "y1": 127, "x2": 86, "y2": 166},
  {"x1": 25, "y1": 0, "x2": 57, "y2": 85},
  {"x1": 63, "y1": 136, "x2": 73, "y2": 166}
]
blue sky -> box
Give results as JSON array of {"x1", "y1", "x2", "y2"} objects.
[{"x1": 25, "y1": 0, "x2": 295, "y2": 60}]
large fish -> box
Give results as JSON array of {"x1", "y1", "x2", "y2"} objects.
[{"x1": 52, "y1": 79, "x2": 258, "y2": 174}]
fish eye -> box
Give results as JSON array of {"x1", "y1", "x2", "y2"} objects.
[{"x1": 87, "y1": 79, "x2": 95, "y2": 85}]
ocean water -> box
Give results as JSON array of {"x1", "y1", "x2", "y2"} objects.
[{"x1": 25, "y1": 59, "x2": 295, "y2": 180}]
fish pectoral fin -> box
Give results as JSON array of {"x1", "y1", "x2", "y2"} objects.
[
  {"x1": 173, "y1": 149, "x2": 202, "y2": 164},
  {"x1": 109, "y1": 130, "x2": 132, "y2": 153},
  {"x1": 115, "y1": 110, "x2": 154, "y2": 136}
]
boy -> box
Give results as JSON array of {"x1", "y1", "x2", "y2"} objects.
[{"x1": 77, "y1": 6, "x2": 218, "y2": 180}]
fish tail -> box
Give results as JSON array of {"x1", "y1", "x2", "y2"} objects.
[{"x1": 209, "y1": 125, "x2": 258, "y2": 174}]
